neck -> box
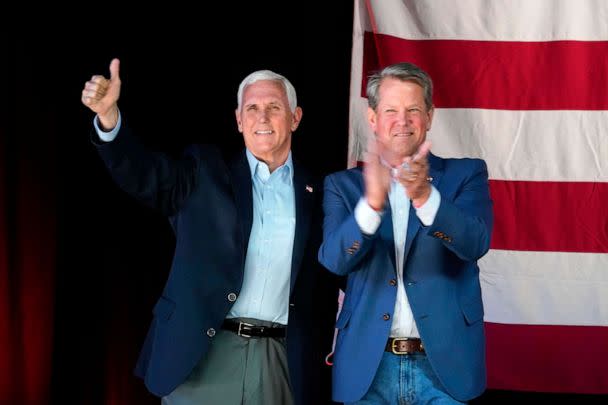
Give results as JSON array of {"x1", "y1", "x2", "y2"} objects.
[
  {"x1": 253, "y1": 151, "x2": 289, "y2": 173},
  {"x1": 380, "y1": 154, "x2": 403, "y2": 168}
]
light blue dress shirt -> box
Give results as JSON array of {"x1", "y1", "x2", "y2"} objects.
[
  {"x1": 94, "y1": 112, "x2": 121, "y2": 142},
  {"x1": 227, "y1": 150, "x2": 296, "y2": 325}
]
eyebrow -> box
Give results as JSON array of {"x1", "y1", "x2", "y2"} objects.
[{"x1": 245, "y1": 100, "x2": 284, "y2": 108}]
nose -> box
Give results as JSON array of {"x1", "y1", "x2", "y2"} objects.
[
  {"x1": 258, "y1": 110, "x2": 270, "y2": 123},
  {"x1": 397, "y1": 110, "x2": 412, "y2": 124}
]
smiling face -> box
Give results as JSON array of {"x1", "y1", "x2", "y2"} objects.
[
  {"x1": 368, "y1": 77, "x2": 434, "y2": 165},
  {"x1": 235, "y1": 79, "x2": 302, "y2": 171}
]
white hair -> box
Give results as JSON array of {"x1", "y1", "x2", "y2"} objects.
[{"x1": 236, "y1": 70, "x2": 297, "y2": 112}]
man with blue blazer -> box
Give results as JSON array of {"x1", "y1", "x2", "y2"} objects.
[
  {"x1": 81, "y1": 59, "x2": 338, "y2": 405},
  {"x1": 318, "y1": 62, "x2": 494, "y2": 404}
]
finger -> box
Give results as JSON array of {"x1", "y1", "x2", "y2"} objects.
[
  {"x1": 412, "y1": 140, "x2": 432, "y2": 161},
  {"x1": 81, "y1": 92, "x2": 91, "y2": 105},
  {"x1": 364, "y1": 138, "x2": 382, "y2": 169},
  {"x1": 89, "y1": 75, "x2": 109, "y2": 86},
  {"x1": 82, "y1": 87, "x2": 105, "y2": 98},
  {"x1": 81, "y1": 88, "x2": 105, "y2": 104},
  {"x1": 109, "y1": 58, "x2": 121, "y2": 81},
  {"x1": 405, "y1": 172, "x2": 419, "y2": 182},
  {"x1": 85, "y1": 80, "x2": 108, "y2": 93},
  {"x1": 81, "y1": 91, "x2": 95, "y2": 106},
  {"x1": 366, "y1": 136, "x2": 379, "y2": 156}
]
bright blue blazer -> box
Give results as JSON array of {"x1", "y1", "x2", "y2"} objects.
[{"x1": 318, "y1": 154, "x2": 493, "y2": 402}]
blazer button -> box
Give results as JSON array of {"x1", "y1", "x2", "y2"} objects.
[
  {"x1": 389, "y1": 279, "x2": 397, "y2": 286},
  {"x1": 383, "y1": 313, "x2": 391, "y2": 321},
  {"x1": 227, "y1": 292, "x2": 237, "y2": 302},
  {"x1": 206, "y1": 328, "x2": 216, "y2": 337}
]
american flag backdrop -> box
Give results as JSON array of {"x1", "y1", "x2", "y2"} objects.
[{"x1": 348, "y1": 0, "x2": 608, "y2": 394}]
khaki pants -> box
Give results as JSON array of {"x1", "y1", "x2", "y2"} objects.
[{"x1": 162, "y1": 317, "x2": 294, "y2": 405}]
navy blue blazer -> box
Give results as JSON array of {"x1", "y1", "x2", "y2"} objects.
[
  {"x1": 94, "y1": 125, "x2": 338, "y2": 405},
  {"x1": 318, "y1": 154, "x2": 493, "y2": 402}
]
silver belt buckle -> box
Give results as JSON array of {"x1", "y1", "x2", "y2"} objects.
[{"x1": 237, "y1": 321, "x2": 256, "y2": 338}]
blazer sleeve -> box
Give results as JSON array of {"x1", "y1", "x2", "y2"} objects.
[
  {"x1": 426, "y1": 159, "x2": 494, "y2": 262},
  {"x1": 318, "y1": 172, "x2": 379, "y2": 276},
  {"x1": 92, "y1": 123, "x2": 201, "y2": 216}
]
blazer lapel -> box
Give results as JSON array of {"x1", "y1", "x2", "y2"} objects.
[
  {"x1": 229, "y1": 151, "x2": 253, "y2": 255},
  {"x1": 426, "y1": 153, "x2": 444, "y2": 192},
  {"x1": 403, "y1": 207, "x2": 421, "y2": 261},
  {"x1": 290, "y1": 161, "x2": 314, "y2": 293}
]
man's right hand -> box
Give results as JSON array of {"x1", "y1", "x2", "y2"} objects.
[
  {"x1": 81, "y1": 58, "x2": 121, "y2": 130},
  {"x1": 363, "y1": 137, "x2": 391, "y2": 211}
]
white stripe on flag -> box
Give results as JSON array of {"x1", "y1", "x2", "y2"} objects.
[
  {"x1": 480, "y1": 250, "x2": 608, "y2": 326},
  {"x1": 366, "y1": 0, "x2": 608, "y2": 41},
  {"x1": 429, "y1": 109, "x2": 608, "y2": 182}
]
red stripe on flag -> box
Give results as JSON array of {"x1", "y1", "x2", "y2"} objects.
[
  {"x1": 485, "y1": 322, "x2": 608, "y2": 393},
  {"x1": 490, "y1": 180, "x2": 608, "y2": 252},
  {"x1": 363, "y1": 32, "x2": 608, "y2": 110}
]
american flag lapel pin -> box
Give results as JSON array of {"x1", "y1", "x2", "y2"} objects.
[{"x1": 305, "y1": 185, "x2": 313, "y2": 193}]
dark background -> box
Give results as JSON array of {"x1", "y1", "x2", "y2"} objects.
[{"x1": 2, "y1": 3, "x2": 606, "y2": 404}]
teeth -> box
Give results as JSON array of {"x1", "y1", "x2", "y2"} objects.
[{"x1": 256, "y1": 130, "x2": 273, "y2": 134}]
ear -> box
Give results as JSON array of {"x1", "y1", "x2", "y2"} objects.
[
  {"x1": 291, "y1": 106, "x2": 303, "y2": 131},
  {"x1": 235, "y1": 109, "x2": 243, "y2": 133},
  {"x1": 367, "y1": 107, "x2": 377, "y2": 132}
]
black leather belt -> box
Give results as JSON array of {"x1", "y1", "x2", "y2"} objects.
[{"x1": 222, "y1": 319, "x2": 286, "y2": 338}]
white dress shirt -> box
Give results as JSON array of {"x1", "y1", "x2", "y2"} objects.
[{"x1": 355, "y1": 180, "x2": 440, "y2": 337}]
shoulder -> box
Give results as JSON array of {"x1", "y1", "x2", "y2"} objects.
[
  {"x1": 433, "y1": 154, "x2": 487, "y2": 174},
  {"x1": 324, "y1": 167, "x2": 363, "y2": 189},
  {"x1": 182, "y1": 144, "x2": 234, "y2": 175}
]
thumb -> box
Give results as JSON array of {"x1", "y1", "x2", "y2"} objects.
[
  {"x1": 413, "y1": 140, "x2": 432, "y2": 161},
  {"x1": 109, "y1": 58, "x2": 121, "y2": 81}
]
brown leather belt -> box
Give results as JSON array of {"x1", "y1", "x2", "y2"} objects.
[
  {"x1": 385, "y1": 337, "x2": 425, "y2": 354},
  {"x1": 222, "y1": 319, "x2": 286, "y2": 338}
]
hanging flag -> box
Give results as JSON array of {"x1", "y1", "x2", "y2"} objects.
[{"x1": 349, "y1": 0, "x2": 608, "y2": 394}]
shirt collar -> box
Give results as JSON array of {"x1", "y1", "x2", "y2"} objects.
[{"x1": 245, "y1": 149, "x2": 294, "y2": 184}]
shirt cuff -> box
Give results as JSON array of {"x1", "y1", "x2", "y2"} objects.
[
  {"x1": 415, "y1": 185, "x2": 440, "y2": 226},
  {"x1": 355, "y1": 198, "x2": 382, "y2": 235},
  {"x1": 94, "y1": 110, "x2": 122, "y2": 142}
]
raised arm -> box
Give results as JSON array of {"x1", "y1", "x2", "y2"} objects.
[{"x1": 81, "y1": 59, "x2": 205, "y2": 216}]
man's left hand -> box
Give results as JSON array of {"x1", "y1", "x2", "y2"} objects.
[{"x1": 394, "y1": 141, "x2": 432, "y2": 207}]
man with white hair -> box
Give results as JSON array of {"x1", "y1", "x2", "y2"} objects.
[{"x1": 82, "y1": 59, "x2": 339, "y2": 405}]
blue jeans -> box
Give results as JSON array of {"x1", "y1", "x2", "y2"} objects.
[{"x1": 346, "y1": 352, "x2": 465, "y2": 405}]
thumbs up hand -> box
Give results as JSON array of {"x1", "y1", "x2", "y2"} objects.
[{"x1": 81, "y1": 58, "x2": 121, "y2": 130}]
